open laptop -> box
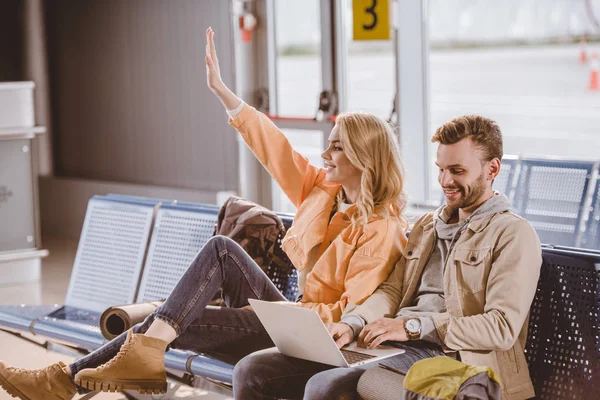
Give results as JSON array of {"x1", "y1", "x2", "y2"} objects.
[{"x1": 249, "y1": 299, "x2": 405, "y2": 367}]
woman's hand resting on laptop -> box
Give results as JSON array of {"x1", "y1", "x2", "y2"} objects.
[{"x1": 326, "y1": 323, "x2": 354, "y2": 349}]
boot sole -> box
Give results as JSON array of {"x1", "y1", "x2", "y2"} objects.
[
  {"x1": 76, "y1": 377, "x2": 167, "y2": 394},
  {"x1": 0, "y1": 373, "x2": 31, "y2": 400}
]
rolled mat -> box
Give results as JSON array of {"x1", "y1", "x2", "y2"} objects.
[{"x1": 100, "y1": 301, "x2": 163, "y2": 340}]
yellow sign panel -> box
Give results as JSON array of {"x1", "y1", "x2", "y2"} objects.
[{"x1": 353, "y1": 0, "x2": 391, "y2": 41}]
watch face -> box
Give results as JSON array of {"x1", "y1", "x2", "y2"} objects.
[{"x1": 406, "y1": 319, "x2": 420, "y2": 333}]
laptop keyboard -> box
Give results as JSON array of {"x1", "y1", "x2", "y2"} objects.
[{"x1": 340, "y1": 349, "x2": 377, "y2": 365}]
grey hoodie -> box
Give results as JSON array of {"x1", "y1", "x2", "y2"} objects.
[{"x1": 342, "y1": 192, "x2": 513, "y2": 344}]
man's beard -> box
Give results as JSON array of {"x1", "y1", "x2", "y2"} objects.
[{"x1": 445, "y1": 172, "x2": 487, "y2": 210}]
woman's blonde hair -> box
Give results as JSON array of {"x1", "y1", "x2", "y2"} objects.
[{"x1": 334, "y1": 112, "x2": 408, "y2": 229}]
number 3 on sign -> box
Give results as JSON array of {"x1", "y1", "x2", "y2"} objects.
[{"x1": 353, "y1": 0, "x2": 390, "y2": 41}]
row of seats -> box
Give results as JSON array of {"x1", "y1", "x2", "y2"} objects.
[
  {"x1": 450, "y1": 156, "x2": 600, "y2": 249},
  {"x1": 0, "y1": 194, "x2": 598, "y2": 399},
  {"x1": 0, "y1": 194, "x2": 296, "y2": 385}
]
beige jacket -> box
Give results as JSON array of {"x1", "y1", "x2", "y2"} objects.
[{"x1": 343, "y1": 209, "x2": 541, "y2": 400}]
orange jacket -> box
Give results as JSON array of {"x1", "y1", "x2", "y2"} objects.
[{"x1": 230, "y1": 105, "x2": 407, "y2": 322}]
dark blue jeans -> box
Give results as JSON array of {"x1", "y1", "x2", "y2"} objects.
[
  {"x1": 233, "y1": 341, "x2": 445, "y2": 400},
  {"x1": 69, "y1": 235, "x2": 286, "y2": 387}
]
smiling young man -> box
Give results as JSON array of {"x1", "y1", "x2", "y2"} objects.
[{"x1": 234, "y1": 115, "x2": 542, "y2": 400}]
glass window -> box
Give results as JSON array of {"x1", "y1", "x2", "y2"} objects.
[
  {"x1": 275, "y1": 0, "x2": 322, "y2": 117},
  {"x1": 428, "y1": 0, "x2": 600, "y2": 250},
  {"x1": 343, "y1": 0, "x2": 395, "y2": 119}
]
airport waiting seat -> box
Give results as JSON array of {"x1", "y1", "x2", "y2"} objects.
[
  {"x1": 493, "y1": 155, "x2": 518, "y2": 202},
  {"x1": 581, "y1": 177, "x2": 600, "y2": 250},
  {"x1": 0, "y1": 195, "x2": 159, "y2": 351},
  {"x1": 512, "y1": 158, "x2": 596, "y2": 247},
  {"x1": 525, "y1": 247, "x2": 600, "y2": 399},
  {"x1": 0, "y1": 195, "x2": 299, "y2": 388}
]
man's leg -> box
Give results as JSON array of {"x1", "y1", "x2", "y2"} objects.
[
  {"x1": 357, "y1": 342, "x2": 447, "y2": 400},
  {"x1": 303, "y1": 367, "x2": 368, "y2": 400},
  {"x1": 377, "y1": 341, "x2": 446, "y2": 372},
  {"x1": 233, "y1": 348, "x2": 334, "y2": 400},
  {"x1": 278, "y1": 342, "x2": 447, "y2": 400}
]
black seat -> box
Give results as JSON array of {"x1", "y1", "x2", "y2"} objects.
[{"x1": 525, "y1": 248, "x2": 600, "y2": 399}]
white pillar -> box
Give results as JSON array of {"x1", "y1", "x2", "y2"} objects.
[
  {"x1": 395, "y1": 0, "x2": 430, "y2": 204},
  {"x1": 23, "y1": 0, "x2": 53, "y2": 176},
  {"x1": 233, "y1": 0, "x2": 271, "y2": 207}
]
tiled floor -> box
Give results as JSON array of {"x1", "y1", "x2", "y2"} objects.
[{"x1": 0, "y1": 238, "x2": 232, "y2": 400}]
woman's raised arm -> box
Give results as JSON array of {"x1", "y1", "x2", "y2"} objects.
[
  {"x1": 204, "y1": 27, "x2": 331, "y2": 207},
  {"x1": 205, "y1": 27, "x2": 242, "y2": 111}
]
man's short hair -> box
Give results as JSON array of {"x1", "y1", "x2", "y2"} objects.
[{"x1": 431, "y1": 115, "x2": 503, "y2": 162}]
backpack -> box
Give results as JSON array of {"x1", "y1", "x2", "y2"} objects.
[
  {"x1": 358, "y1": 356, "x2": 502, "y2": 400},
  {"x1": 214, "y1": 196, "x2": 287, "y2": 272},
  {"x1": 404, "y1": 357, "x2": 502, "y2": 400},
  {"x1": 210, "y1": 196, "x2": 289, "y2": 306}
]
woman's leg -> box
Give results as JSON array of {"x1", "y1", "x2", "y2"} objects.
[
  {"x1": 70, "y1": 235, "x2": 286, "y2": 392},
  {"x1": 169, "y1": 307, "x2": 276, "y2": 364},
  {"x1": 147, "y1": 235, "x2": 287, "y2": 337},
  {"x1": 70, "y1": 306, "x2": 276, "y2": 394}
]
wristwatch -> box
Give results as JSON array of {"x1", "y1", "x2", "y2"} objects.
[{"x1": 404, "y1": 318, "x2": 421, "y2": 340}]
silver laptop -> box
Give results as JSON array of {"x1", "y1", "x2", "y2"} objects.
[{"x1": 249, "y1": 299, "x2": 405, "y2": 367}]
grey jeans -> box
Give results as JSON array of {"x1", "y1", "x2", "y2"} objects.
[
  {"x1": 233, "y1": 341, "x2": 446, "y2": 400},
  {"x1": 69, "y1": 235, "x2": 287, "y2": 391}
]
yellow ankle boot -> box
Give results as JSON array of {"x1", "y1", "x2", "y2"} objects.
[
  {"x1": 0, "y1": 360, "x2": 76, "y2": 400},
  {"x1": 74, "y1": 330, "x2": 168, "y2": 394}
]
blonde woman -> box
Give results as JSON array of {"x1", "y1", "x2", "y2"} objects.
[{"x1": 0, "y1": 27, "x2": 408, "y2": 399}]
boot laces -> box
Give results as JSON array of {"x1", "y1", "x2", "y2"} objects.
[
  {"x1": 11, "y1": 364, "x2": 52, "y2": 377},
  {"x1": 98, "y1": 337, "x2": 136, "y2": 370}
]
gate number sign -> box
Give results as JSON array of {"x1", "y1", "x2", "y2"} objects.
[{"x1": 352, "y1": 0, "x2": 391, "y2": 41}]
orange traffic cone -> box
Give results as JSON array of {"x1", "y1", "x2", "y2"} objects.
[
  {"x1": 590, "y1": 52, "x2": 599, "y2": 91},
  {"x1": 580, "y1": 38, "x2": 588, "y2": 63}
]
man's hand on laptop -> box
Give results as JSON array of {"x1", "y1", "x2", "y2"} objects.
[
  {"x1": 358, "y1": 318, "x2": 408, "y2": 349},
  {"x1": 326, "y1": 323, "x2": 354, "y2": 348}
]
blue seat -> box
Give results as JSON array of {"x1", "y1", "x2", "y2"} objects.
[
  {"x1": 493, "y1": 155, "x2": 518, "y2": 201},
  {"x1": 165, "y1": 349, "x2": 235, "y2": 384},
  {"x1": 0, "y1": 195, "x2": 299, "y2": 388},
  {"x1": 269, "y1": 213, "x2": 299, "y2": 301},
  {"x1": 0, "y1": 195, "x2": 159, "y2": 350},
  {"x1": 32, "y1": 306, "x2": 106, "y2": 351},
  {"x1": 581, "y1": 177, "x2": 600, "y2": 250},
  {"x1": 135, "y1": 202, "x2": 220, "y2": 303},
  {"x1": 0, "y1": 304, "x2": 61, "y2": 334},
  {"x1": 512, "y1": 158, "x2": 596, "y2": 247}
]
